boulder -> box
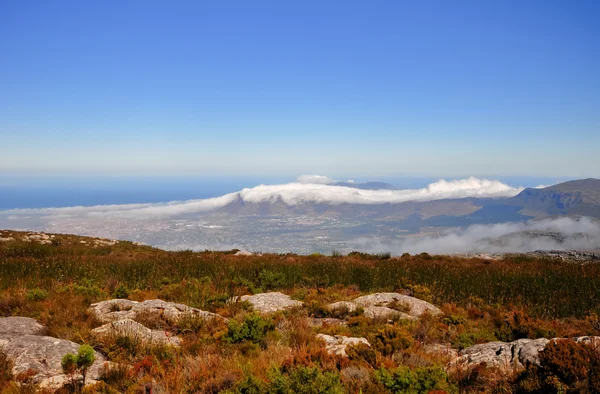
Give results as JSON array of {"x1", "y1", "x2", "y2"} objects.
[
  {"x1": 89, "y1": 299, "x2": 224, "y2": 324},
  {"x1": 317, "y1": 334, "x2": 370, "y2": 357},
  {"x1": 0, "y1": 317, "x2": 46, "y2": 336},
  {"x1": 236, "y1": 292, "x2": 303, "y2": 313},
  {"x1": 234, "y1": 250, "x2": 254, "y2": 256},
  {"x1": 91, "y1": 319, "x2": 181, "y2": 346},
  {"x1": 455, "y1": 338, "x2": 549, "y2": 370},
  {"x1": 0, "y1": 334, "x2": 106, "y2": 388},
  {"x1": 326, "y1": 301, "x2": 358, "y2": 314},
  {"x1": 352, "y1": 293, "x2": 442, "y2": 318},
  {"x1": 363, "y1": 306, "x2": 415, "y2": 321}
]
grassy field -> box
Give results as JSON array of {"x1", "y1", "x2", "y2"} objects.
[{"x1": 0, "y1": 230, "x2": 599, "y2": 393}]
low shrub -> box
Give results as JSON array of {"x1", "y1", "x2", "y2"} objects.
[
  {"x1": 375, "y1": 365, "x2": 454, "y2": 394},
  {"x1": 25, "y1": 288, "x2": 48, "y2": 302},
  {"x1": 224, "y1": 313, "x2": 274, "y2": 346}
]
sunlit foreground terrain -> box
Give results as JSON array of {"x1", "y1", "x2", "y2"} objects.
[{"x1": 1, "y1": 230, "x2": 599, "y2": 393}]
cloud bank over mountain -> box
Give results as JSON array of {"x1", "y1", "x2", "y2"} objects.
[
  {"x1": 0, "y1": 176, "x2": 523, "y2": 220},
  {"x1": 350, "y1": 217, "x2": 600, "y2": 255}
]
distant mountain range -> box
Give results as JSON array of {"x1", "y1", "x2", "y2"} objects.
[{"x1": 216, "y1": 178, "x2": 600, "y2": 229}]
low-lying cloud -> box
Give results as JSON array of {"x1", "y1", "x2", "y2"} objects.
[
  {"x1": 350, "y1": 217, "x2": 600, "y2": 255},
  {"x1": 0, "y1": 176, "x2": 524, "y2": 219}
]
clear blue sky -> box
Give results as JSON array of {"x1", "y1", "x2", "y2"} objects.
[{"x1": 1, "y1": 0, "x2": 598, "y2": 178}]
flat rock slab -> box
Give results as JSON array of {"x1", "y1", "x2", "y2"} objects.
[
  {"x1": 237, "y1": 292, "x2": 303, "y2": 313},
  {"x1": 352, "y1": 293, "x2": 442, "y2": 318},
  {"x1": 89, "y1": 299, "x2": 225, "y2": 324},
  {"x1": 326, "y1": 301, "x2": 358, "y2": 314},
  {"x1": 0, "y1": 334, "x2": 106, "y2": 388},
  {"x1": 317, "y1": 334, "x2": 370, "y2": 357},
  {"x1": 0, "y1": 317, "x2": 46, "y2": 336},
  {"x1": 363, "y1": 306, "x2": 415, "y2": 321},
  {"x1": 91, "y1": 319, "x2": 181, "y2": 347},
  {"x1": 455, "y1": 338, "x2": 549, "y2": 370}
]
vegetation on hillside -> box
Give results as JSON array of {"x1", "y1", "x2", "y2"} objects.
[{"x1": 0, "y1": 230, "x2": 599, "y2": 393}]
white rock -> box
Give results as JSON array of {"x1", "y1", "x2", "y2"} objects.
[
  {"x1": 352, "y1": 292, "x2": 442, "y2": 318},
  {"x1": 0, "y1": 334, "x2": 106, "y2": 388},
  {"x1": 0, "y1": 317, "x2": 46, "y2": 336},
  {"x1": 89, "y1": 299, "x2": 225, "y2": 324},
  {"x1": 91, "y1": 319, "x2": 181, "y2": 346},
  {"x1": 455, "y1": 338, "x2": 549, "y2": 370},
  {"x1": 236, "y1": 292, "x2": 303, "y2": 313},
  {"x1": 363, "y1": 306, "x2": 415, "y2": 321},
  {"x1": 317, "y1": 334, "x2": 370, "y2": 357}
]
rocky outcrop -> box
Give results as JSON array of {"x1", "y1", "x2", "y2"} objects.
[
  {"x1": 22, "y1": 232, "x2": 53, "y2": 245},
  {"x1": 317, "y1": 334, "x2": 370, "y2": 357},
  {"x1": 352, "y1": 293, "x2": 442, "y2": 318},
  {"x1": 362, "y1": 305, "x2": 415, "y2": 321},
  {"x1": 325, "y1": 293, "x2": 440, "y2": 321},
  {"x1": 236, "y1": 292, "x2": 303, "y2": 313},
  {"x1": 0, "y1": 317, "x2": 105, "y2": 388},
  {"x1": 91, "y1": 319, "x2": 181, "y2": 346},
  {"x1": 89, "y1": 299, "x2": 224, "y2": 324},
  {"x1": 455, "y1": 338, "x2": 550, "y2": 370},
  {"x1": 326, "y1": 301, "x2": 358, "y2": 314},
  {"x1": 0, "y1": 316, "x2": 46, "y2": 336}
]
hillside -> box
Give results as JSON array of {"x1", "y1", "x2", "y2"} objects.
[
  {"x1": 1, "y1": 230, "x2": 600, "y2": 393},
  {"x1": 506, "y1": 178, "x2": 600, "y2": 218}
]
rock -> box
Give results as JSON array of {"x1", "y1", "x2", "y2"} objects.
[
  {"x1": 454, "y1": 338, "x2": 549, "y2": 370},
  {"x1": 234, "y1": 250, "x2": 254, "y2": 256},
  {"x1": 363, "y1": 306, "x2": 415, "y2": 321},
  {"x1": 316, "y1": 334, "x2": 370, "y2": 357},
  {"x1": 91, "y1": 319, "x2": 181, "y2": 346},
  {"x1": 236, "y1": 292, "x2": 303, "y2": 313},
  {"x1": 0, "y1": 317, "x2": 46, "y2": 336},
  {"x1": 422, "y1": 343, "x2": 459, "y2": 360},
  {"x1": 352, "y1": 293, "x2": 442, "y2": 318},
  {"x1": 22, "y1": 232, "x2": 52, "y2": 245},
  {"x1": 0, "y1": 334, "x2": 106, "y2": 388},
  {"x1": 0, "y1": 237, "x2": 15, "y2": 242},
  {"x1": 326, "y1": 301, "x2": 358, "y2": 314},
  {"x1": 89, "y1": 299, "x2": 225, "y2": 324}
]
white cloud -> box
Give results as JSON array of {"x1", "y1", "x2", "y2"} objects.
[
  {"x1": 295, "y1": 175, "x2": 337, "y2": 184},
  {"x1": 0, "y1": 176, "x2": 524, "y2": 219},
  {"x1": 350, "y1": 217, "x2": 600, "y2": 255}
]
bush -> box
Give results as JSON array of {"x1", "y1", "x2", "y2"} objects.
[
  {"x1": 112, "y1": 284, "x2": 129, "y2": 299},
  {"x1": 374, "y1": 366, "x2": 454, "y2": 394},
  {"x1": 224, "y1": 313, "x2": 274, "y2": 346},
  {"x1": 370, "y1": 325, "x2": 414, "y2": 356},
  {"x1": 269, "y1": 366, "x2": 344, "y2": 394},
  {"x1": 25, "y1": 288, "x2": 48, "y2": 302},
  {"x1": 61, "y1": 344, "x2": 96, "y2": 387}
]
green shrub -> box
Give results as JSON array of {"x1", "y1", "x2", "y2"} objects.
[
  {"x1": 224, "y1": 313, "x2": 274, "y2": 346},
  {"x1": 269, "y1": 366, "x2": 344, "y2": 394},
  {"x1": 26, "y1": 288, "x2": 48, "y2": 302},
  {"x1": 61, "y1": 344, "x2": 96, "y2": 387},
  {"x1": 374, "y1": 366, "x2": 454, "y2": 394},
  {"x1": 112, "y1": 284, "x2": 129, "y2": 299},
  {"x1": 370, "y1": 325, "x2": 414, "y2": 356}
]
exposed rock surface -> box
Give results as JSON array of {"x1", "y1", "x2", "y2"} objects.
[
  {"x1": 237, "y1": 292, "x2": 303, "y2": 313},
  {"x1": 317, "y1": 334, "x2": 370, "y2": 357},
  {"x1": 526, "y1": 249, "x2": 600, "y2": 263},
  {"x1": 352, "y1": 293, "x2": 442, "y2": 318},
  {"x1": 0, "y1": 317, "x2": 105, "y2": 388},
  {"x1": 0, "y1": 316, "x2": 46, "y2": 336},
  {"x1": 422, "y1": 343, "x2": 459, "y2": 360},
  {"x1": 363, "y1": 306, "x2": 415, "y2": 321},
  {"x1": 91, "y1": 319, "x2": 181, "y2": 346},
  {"x1": 89, "y1": 299, "x2": 224, "y2": 324},
  {"x1": 22, "y1": 232, "x2": 53, "y2": 245},
  {"x1": 0, "y1": 237, "x2": 15, "y2": 242},
  {"x1": 326, "y1": 301, "x2": 358, "y2": 314},
  {"x1": 455, "y1": 338, "x2": 550, "y2": 370},
  {"x1": 234, "y1": 250, "x2": 254, "y2": 256}
]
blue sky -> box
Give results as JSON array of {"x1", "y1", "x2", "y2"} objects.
[{"x1": 1, "y1": 0, "x2": 598, "y2": 178}]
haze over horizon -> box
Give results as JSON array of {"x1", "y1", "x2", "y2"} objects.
[{"x1": 1, "y1": 0, "x2": 599, "y2": 178}]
